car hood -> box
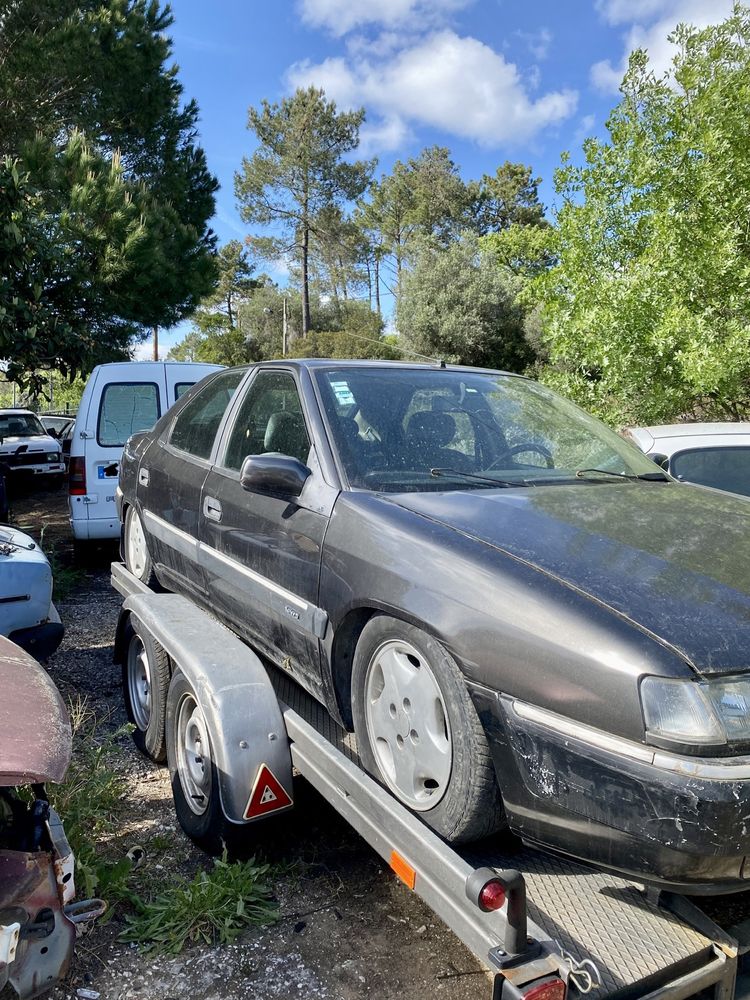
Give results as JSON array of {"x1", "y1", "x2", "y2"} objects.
[
  {"x1": 0, "y1": 434, "x2": 59, "y2": 453},
  {"x1": 388, "y1": 482, "x2": 750, "y2": 675},
  {"x1": 0, "y1": 635, "x2": 71, "y2": 785}
]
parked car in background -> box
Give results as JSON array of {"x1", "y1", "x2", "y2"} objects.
[
  {"x1": 69, "y1": 361, "x2": 222, "y2": 543},
  {"x1": 0, "y1": 410, "x2": 64, "y2": 487},
  {"x1": 119, "y1": 360, "x2": 750, "y2": 891},
  {"x1": 625, "y1": 422, "x2": 750, "y2": 498},
  {"x1": 0, "y1": 635, "x2": 103, "y2": 999},
  {"x1": 40, "y1": 414, "x2": 75, "y2": 472},
  {"x1": 0, "y1": 525, "x2": 63, "y2": 659}
]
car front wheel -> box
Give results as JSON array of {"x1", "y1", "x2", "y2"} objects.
[
  {"x1": 124, "y1": 505, "x2": 156, "y2": 586},
  {"x1": 351, "y1": 615, "x2": 505, "y2": 844}
]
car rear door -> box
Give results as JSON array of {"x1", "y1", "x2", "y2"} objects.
[
  {"x1": 136, "y1": 369, "x2": 246, "y2": 601},
  {"x1": 199, "y1": 367, "x2": 338, "y2": 698}
]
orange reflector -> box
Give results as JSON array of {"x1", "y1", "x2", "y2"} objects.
[
  {"x1": 523, "y1": 978, "x2": 566, "y2": 1000},
  {"x1": 389, "y1": 850, "x2": 416, "y2": 890}
]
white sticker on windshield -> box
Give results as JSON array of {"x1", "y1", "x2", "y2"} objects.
[{"x1": 331, "y1": 380, "x2": 356, "y2": 406}]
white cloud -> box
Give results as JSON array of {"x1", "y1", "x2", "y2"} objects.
[
  {"x1": 286, "y1": 30, "x2": 577, "y2": 149},
  {"x1": 516, "y1": 27, "x2": 553, "y2": 61},
  {"x1": 592, "y1": 0, "x2": 734, "y2": 93},
  {"x1": 298, "y1": 0, "x2": 471, "y2": 37},
  {"x1": 574, "y1": 113, "x2": 596, "y2": 142}
]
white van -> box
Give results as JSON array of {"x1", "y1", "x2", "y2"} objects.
[{"x1": 69, "y1": 361, "x2": 222, "y2": 541}]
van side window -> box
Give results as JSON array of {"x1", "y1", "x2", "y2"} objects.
[
  {"x1": 174, "y1": 382, "x2": 192, "y2": 402},
  {"x1": 169, "y1": 369, "x2": 245, "y2": 460},
  {"x1": 97, "y1": 383, "x2": 160, "y2": 447}
]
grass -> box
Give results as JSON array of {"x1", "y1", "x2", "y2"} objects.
[
  {"x1": 121, "y1": 852, "x2": 278, "y2": 953},
  {"x1": 49, "y1": 698, "x2": 280, "y2": 951},
  {"x1": 43, "y1": 535, "x2": 83, "y2": 602}
]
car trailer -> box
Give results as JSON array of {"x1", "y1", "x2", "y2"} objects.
[{"x1": 111, "y1": 562, "x2": 750, "y2": 1000}]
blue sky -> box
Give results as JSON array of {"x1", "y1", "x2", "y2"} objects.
[{"x1": 147, "y1": 0, "x2": 732, "y2": 355}]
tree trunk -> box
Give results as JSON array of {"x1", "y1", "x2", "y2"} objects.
[
  {"x1": 374, "y1": 256, "x2": 381, "y2": 316},
  {"x1": 302, "y1": 188, "x2": 311, "y2": 337},
  {"x1": 366, "y1": 258, "x2": 372, "y2": 309},
  {"x1": 227, "y1": 293, "x2": 234, "y2": 329}
]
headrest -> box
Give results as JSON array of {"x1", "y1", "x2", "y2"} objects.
[
  {"x1": 406, "y1": 411, "x2": 456, "y2": 448},
  {"x1": 264, "y1": 411, "x2": 308, "y2": 458}
]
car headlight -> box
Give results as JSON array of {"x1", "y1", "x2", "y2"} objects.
[
  {"x1": 641, "y1": 676, "x2": 750, "y2": 746},
  {"x1": 47, "y1": 453, "x2": 58, "y2": 462}
]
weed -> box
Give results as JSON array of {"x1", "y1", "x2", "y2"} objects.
[
  {"x1": 121, "y1": 852, "x2": 278, "y2": 953},
  {"x1": 48, "y1": 698, "x2": 135, "y2": 902},
  {"x1": 39, "y1": 527, "x2": 82, "y2": 601}
]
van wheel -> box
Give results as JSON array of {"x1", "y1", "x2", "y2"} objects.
[
  {"x1": 351, "y1": 615, "x2": 505, "y2": 844},
  {"x1": 166, "y1": 671, "x2": 240, "y2": 855},
  {"x1": 124, "y1": 506, "x2": 156, "y2": 586},
  {"x1": 122, "y1": 617, "x2": 169, "y2": 762}
]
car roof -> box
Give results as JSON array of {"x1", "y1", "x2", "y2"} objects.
[
  {"x1": 245, "y1": 358, "x2": 524, "y2": 377},
  {"x1": 633, "y1": 422, "x2": 750, "y2": 437},
  {"x1": 0, "y1": 408, "x2": 35, "y2": 416}
]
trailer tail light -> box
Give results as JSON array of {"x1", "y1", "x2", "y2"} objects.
[
  {"x1": 479, "y1": 880, "x2": 506, "y2": 911},
  {"x1": 522, "y1": 978, "x2": 566, "y2": 1000},
  {"x1": 69, "y1": 456, "x2": 86, "y2": 495}
]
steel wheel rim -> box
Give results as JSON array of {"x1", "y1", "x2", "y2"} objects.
[
  {"x1": 175, "y1": 693, "x2": 212, "y2": 816},
  {"x1": 127, "y1": 510, "x2": 148, "y2": 579},
  {"x1": 126, "y1": 636, "x2": 151, "y2": 732},
  {"x1": 364, "y1": 638, "x2": 452, "y2": 811}
]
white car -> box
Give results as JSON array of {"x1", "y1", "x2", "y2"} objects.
[
  {"x1": 0, "y1": 410, "x2": 64, "y2": 484},
  {"x1": 68, "y1": 361, "x2": 222, "y2": 542},
  {"x1": 625, "y1": 422, "x2": 750, "y2": 498},
  {"x1": 0, "y1": 525, "x2": 64, "y2": 659}
]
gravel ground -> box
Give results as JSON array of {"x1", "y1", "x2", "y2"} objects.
[{"x1": 4, "y1": 485, "x2": 491, "y2": 1000}]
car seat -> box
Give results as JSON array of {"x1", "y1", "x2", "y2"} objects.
[
  {"x1": 404, "y1": 412, "x2": 473, "y2": 472},
  {"x1": 263, "y1": 411, "x2": 310, "y2": 463}
]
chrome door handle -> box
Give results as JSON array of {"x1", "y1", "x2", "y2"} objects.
[
  {"x1": 203, "y1": 496, "x2": 222, "y2": 522},
  {"x1": 138, "y1": 468, "x2": 150, "y2": 486}
]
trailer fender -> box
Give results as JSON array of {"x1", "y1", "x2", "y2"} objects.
[{"x1": 121, "y1": 592, "x2": 293, "y2": 824}]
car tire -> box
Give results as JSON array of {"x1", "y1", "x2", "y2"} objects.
[
  {"x1": 124, "y1": 506, "x2": 157, "y2": 586},
  {"x1": 122, "y1": 617, "x2": 170, "y2": 763},
  {"x1": 166, "y1": 671, "x2": 242, "y2": 856},
  {"x1": 351, "y1": 615, "x2": 505, "y2": 844}
]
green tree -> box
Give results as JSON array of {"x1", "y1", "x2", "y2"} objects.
[
  {"x1": 470, "y1": 162, "x2": 548, "y2": 235},
  {"x1": 0, "y1": 0, "x2": 218, "y2": 392},
  {"x1": 236, "y1": 87, "x2": 373, "y2": 339},
  {"x1": 203, "y1": 240, "x2": 259, "y2": 330},
  {"x1": 397, "y1": 235, "x2": 534, "y2": 372},
  {"x1": 536, "y1": 6, "x2": 750, "y2": 424}
]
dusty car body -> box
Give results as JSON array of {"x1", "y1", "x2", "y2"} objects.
[
  {"x1": 0, "y1": 636, "x2": 87, "y2": 998},
  {"x1": 0, "y1": 527, "x2": 64, "y2": 660},
  {"x1": 117, "y1": 360, "x2": 750, "y2": 892}
]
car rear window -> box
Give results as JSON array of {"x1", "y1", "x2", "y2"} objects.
[
  {"x1": 169, "y1": 369, "x2": 245, "y2": 460},
  {"x1": 670, "y1": 446, "x2": 750, "y2": 498},
  {"x1": 174, "y1": 382, "x2": 192, "y2": 402},
  {"x1": 97, "y1": 383, "x2": 160, "y2": 447}
]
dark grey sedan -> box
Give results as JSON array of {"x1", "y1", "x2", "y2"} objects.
[{"x1": 117, "y1": 360, "x2": 750, "y2": 892}]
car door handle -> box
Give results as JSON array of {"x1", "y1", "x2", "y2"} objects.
[
  {"x1": 139, "y1": 468, "x2": 150, "y2": 486},
  {"x1": 203, "y1": 496, "x2": 222, "y2": 522}
]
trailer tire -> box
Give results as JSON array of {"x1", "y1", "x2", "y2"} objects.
[
  {"x1": 122, "y1": 617, "x2": 169, "y2": 763},
  {"x1": 124, "y1": 506, "x2": 157, "y2": 587},
  {"x1": 351, "y1": 615, "x2": 505, "y2": 844},
  {"x1": 166, "y1": 671, "x2": 240, "y2": 856}
]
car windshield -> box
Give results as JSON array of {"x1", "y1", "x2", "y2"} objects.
[
  {"x1": 0, "y1": 413, "x2": 47, "y2": 439},
  {"x1": 314, "y1": 367, "x2": 663, "y2": 492}
]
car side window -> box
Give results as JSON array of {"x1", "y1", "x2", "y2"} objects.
[
  {"x1": 97, "y1": 382, "x2": 160, "y2": 447},
  {"x1": 169, "y1": 369, "x2": 245, "y2": 460},
  {"x1": 222, "y1": 371, "x2": 311, "y2": 472}
]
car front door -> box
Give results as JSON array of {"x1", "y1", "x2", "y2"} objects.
[
  {"x1": 137, "y1": 369, "x2": 246, "y2": 601},
  {"x1": 199, "y1": 368, "x2": 337, "y2": 699}
]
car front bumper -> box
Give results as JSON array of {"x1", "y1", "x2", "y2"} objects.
[{"x1": 470, "y1": 682, "x2": 750, "y2": 893}]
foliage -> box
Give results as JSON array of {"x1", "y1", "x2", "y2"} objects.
[
  {"x1": 470, "y1": 161, "x2": 548, "y2": 234},
  {"x1": 0, "y1": 0, "x2": 218, "y2": 392},
  {"x1": 203, "y1": 240, "x2": 259, "y2": 329},
  {"x1": 121, "y1": 851, "x2": 277, "y2": 953},
  {"x1": 397, "y1": 235, "x2": 534, "y2": 372},
  {"x1": 236, "y1": 87, "x2": 373, "y2": 336},
  {"x1": 288, "y1": 302, "x2": 399, "y2": 360},
  {"x1": 535, "y1": 5, "x2": 750, "y2": 424}
]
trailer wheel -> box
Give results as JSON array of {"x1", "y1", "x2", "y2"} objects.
[
  {"x1": 122, "y1": 617, "x2": 169, "y2": 763},
  {"x1": 352, "y1": 615, "x2": 505, "y2": 844},
  {"x1": 124, "y1": 506, "x2": 157, "y2": 586},
  {"x1": 166, "y1": 671, "x2": 237, "y2": 855}
]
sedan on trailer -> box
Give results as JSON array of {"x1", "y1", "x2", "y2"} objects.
[
  {"x1": 118, "y1": 361, "x2": 750, "y2": 892},
  {"x1": 625, "y1": 422, "x2": 750, "y2": 499}
]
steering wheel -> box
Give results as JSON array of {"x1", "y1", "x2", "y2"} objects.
[{"x1": 487, "y1": 442, "x2": 555, "y2": 470}]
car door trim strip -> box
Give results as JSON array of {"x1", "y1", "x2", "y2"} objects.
[{"x1": 141, "y1": 509, "x2": 328, "y2": 640}]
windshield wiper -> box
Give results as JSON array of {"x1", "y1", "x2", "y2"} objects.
[
  {"x1": 575, "y1": 467, "x2": 669, "y2": 482},
  {"x1": 430, "y1": 467, "x2": 531, "y2": 488}
]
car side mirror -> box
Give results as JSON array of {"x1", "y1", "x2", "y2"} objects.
[
  {"x1": 648, "y1": 452, "x2": 670, "y2": 471},
  {"x1": 240, "y1": 454, "x2": 311, "y2": 498}
]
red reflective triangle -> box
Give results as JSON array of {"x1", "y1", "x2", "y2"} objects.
[{"x1": 243, "y1": 763, "x2": 293, "y2": 820}]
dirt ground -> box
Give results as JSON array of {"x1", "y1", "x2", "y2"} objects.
[{"x1": 6, "y1": 484, "x2": 492, "y2": 1000}]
